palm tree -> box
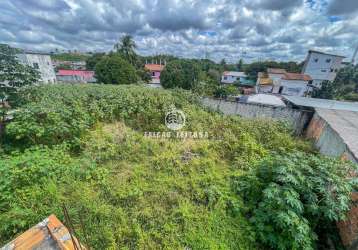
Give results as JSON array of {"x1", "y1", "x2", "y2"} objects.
[{"x1": 114, "y1": 35, "x2": 137, "y2": 65}]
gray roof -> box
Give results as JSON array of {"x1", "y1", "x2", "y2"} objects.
[
  {"x1": 315, "y1": 108, "x2": 358, "y2": 160},
  {"x1": 308, "y1": 50, "x2": 346, "y2": 58},
  {"x1": 283, "y1": 96, "x2": 358, "y2": 112}
]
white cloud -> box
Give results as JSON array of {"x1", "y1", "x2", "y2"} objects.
[{"x1": 0, "y1": 0, "x2": 356, "y2": 62}]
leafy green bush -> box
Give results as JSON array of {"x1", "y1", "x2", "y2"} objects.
[
  {"x1": 95, "y1": 54, "x2": 138, "y2": 84},
  {"x1": 2, "y1": 84, "x2": 352, "y2": 250},
  {"x1": 213, "y1": 84, "x2": 239, "y2": 98},
  {"x1": 233, "y1": 152, "x2": 355, "y2": 250},
  {"x1": 161, "y1": 60, "x2": 202, "y2": 90}
]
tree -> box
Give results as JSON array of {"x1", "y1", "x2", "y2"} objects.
[
  {"x1": 312, "y1": 65, "x2": 358, "y2": 100},
  {"x1": 0, "y1": 44, "x2": 40, "y2": 135},
  {"x1": 311, "y1": 80, "x2": 337, "y2": 99},
  {"x1": 114, "y1": 35, "x2": 137, "y2": 65},
  {"x1": 236, "y1": 59, "x2": 243, "y2": 71},
  {"x1": 136, "y1": 68, "x2": 152, "y2": 83},
  {"x1": 160, "y1": 60, "x2": 201, "y2": 90},
  {"x1": 86, "y1": 53, "x2": 105, "y2": 71},
  {"x1": 94, "y1": 55, "x2": 138, "y2": 85}
]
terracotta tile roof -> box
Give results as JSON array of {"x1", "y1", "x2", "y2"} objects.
[
  {"x1": 267, "y1": 68, "x2": 287, "y2": 74},
  {"x1": 1, "y1": 215, "x2": 85, "y2": 250},
  {"x1": 258, "y1": 78, "x2": 273, "y2": 85},
  {"x1": 57, "y1": 70, "x2": 94, "y2": 78},
  {"x1": 282, "y1": 72, "x2": 312, "y2": 81},
  {"x1": 144, "y1": 64, "x2": 165, "y2": 72}
]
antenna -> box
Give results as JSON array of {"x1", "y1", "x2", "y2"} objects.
[{"x1": 351, "y1": 45, "x2": 358, "y2": 65}]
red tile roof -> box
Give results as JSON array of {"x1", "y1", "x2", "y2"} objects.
[
  {"x1": 145, "y1": 64, "x2": 164, "y2": 72},
  {"x1": 267, "y1": 68, "x2": 287, "y2": 74},
  {"x1": 282, "y1": 72, "x2": 312, "y2": 81},
  {"x1": 57, "y1": 69, "x2": 94, "y2": 78}
]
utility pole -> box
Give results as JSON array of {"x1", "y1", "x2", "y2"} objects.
[{"x1": 351, "y1": 45, "x2": 358, "y2": 65}]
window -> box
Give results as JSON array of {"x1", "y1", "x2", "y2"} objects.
[
  {"x1": 321, "y1": 69, "x2": 327, "y2": 72},
  {"x1": 330, "y1": 68, "x2": 334, "y2": 72},
  {"x1": 224, "y1": 76, "x2": 227, "y2": 80},
  {"x1": 278, "y1": 86, "x2": 284, "y2": 94},
  {"x1": 326, "y1": 59, "x2": 331, "y2": 63},
  {"x1": 314, "y1": 58, "x2": 319, "y2": 62},
  {"x1": 33, "y1": 63, "x2": 39, "y2": 69},
  {"x1": 152, "y1": 72, "x2": 155, "y2": 76}
]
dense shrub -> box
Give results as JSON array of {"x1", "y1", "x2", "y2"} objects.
[
  {"x1": 95, "y1": 55, "x2": 138, "y2": 84},
  {"x1": 1, "y1": 84, "x2": 353, "y2": 249},
  {"x1": 233, "y1": 152, "x2": 355, "y2": 250}
]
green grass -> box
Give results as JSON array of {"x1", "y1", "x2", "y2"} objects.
[{"x1": 0, "y1": 84, "x2": 314, "y2": 249}]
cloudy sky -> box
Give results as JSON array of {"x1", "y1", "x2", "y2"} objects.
[{"x1": 0, "y1": 0, "x2": 357, "y2": 63}]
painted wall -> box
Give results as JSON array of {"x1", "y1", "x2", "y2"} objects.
[
  {"x1": 201, "y1": 97, "x2": 312, "y2": 134},
  {"x1": 279, "y1": 80, "x2": 309, "y2": 96},
  {"x1": 302, "y1": 52, "x2": 344, "y2": 82}
]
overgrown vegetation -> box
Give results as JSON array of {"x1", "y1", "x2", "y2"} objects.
[
  {"x1": 51, "y1": 53, "x2": 89, "y2": 62},
  {"x1": 0, "y1": 84, "x2": 355, "y2": 249},
  {"x1": 313, "y1": 64, "x2": 358, "y2": 101}
]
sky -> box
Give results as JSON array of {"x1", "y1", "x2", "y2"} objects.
[{"x1": 0, "y1": 0, "x2": 357, "y2": 63}]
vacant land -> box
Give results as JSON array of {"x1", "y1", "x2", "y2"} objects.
[{"x1": 0, "y1": 85, "x2": 353, "y2": 249}]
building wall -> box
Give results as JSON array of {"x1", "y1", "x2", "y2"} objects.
[
  {"x1": 201, "y1": 97, "x2": 312, "y2": 134},
  {"x1": 258, "y1": 85, "x2": 273, "y2": 93},
  {"x1": 17, "y1": 53, "x2": 57, "y2": 84},
  {"x1": 305, "y1": 112, "x2": 358, "y2": 250},
  {"x1": 221, "y1": 75, "x2": 238, "y2": 84},
  {"x1": 280, "y1": 79, "x2": 309, "y2": 96},
  {"x1": 303, "y1": 51, "x2": 344, "y2": 82},
  {"x1": 306, "y1": 112, "x2": 357, "y2": 162}
]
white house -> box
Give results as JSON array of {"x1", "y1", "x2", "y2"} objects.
[
  {"x1": 256, "y1": 69, "x2": 312, "y2": 97},
  {"x1": 221, "y1": 71, "x2": 247, "y2": 84},
  {"x1": 17, "y1": 52, "x2": 57, "y2": 84},
  {"x1": 278, "y1": 73, "x2": 312, "y2": 96},
  {"x1": 302, "y1": 50, "x2": 345, "y2": 87}
]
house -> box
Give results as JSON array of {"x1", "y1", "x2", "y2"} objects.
[
  {"x1": 256, "y1": 72, "x2": 274, "y2": 93},
  {"x1": 256, "y1": 68, "x2": 312, "y2": 96},
  {"x1": 144, "y1": 64, "x2": 165, "y2": 84},
  {"x1": 53, "y1": 60, "x2": 86, "y2": 70},
  {"x1": 56, "y1": 69, "x2": 96, "y2": 83},
  {"x1": 221, "y1": 71, "x2": 247, "y2": 84},
  {"x1": 302, "y1": 50, "x2": 345, "y2": 88},
  {"x1": 278, "y1": 72, "x2": 312, "y2": 96},
  {"x1": 17, "y1": 51, "x2": 57, "y2": 84}
]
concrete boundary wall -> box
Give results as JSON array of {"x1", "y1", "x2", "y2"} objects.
[{"x1": 201, "y1": 97, "x2": 313, "y2": 134}]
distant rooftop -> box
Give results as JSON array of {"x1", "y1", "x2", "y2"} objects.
[
  {"x1": 308, "y1": 49, "x2": 346, "y2": 58},
  {"x1": 267, "y1": 68, "x2": 286, "y2": 74},
  {"x1": 145, "y1": 64, "x2": 165, "y2": 72},
  {"x1": 282, "y1": 72, "x2": 312, "y2": 81},
  {"x1": 223, "y1": 71, "x2": 247, "y2": 77},
  {"x1": 241, "y1": 94, "x2": 286, "y2": 107},
  {"x1": 57, "y1": 69, "x2": 94, "y2": 77},
  {"x1": 19, "y1": 50, "x2": 51, "y2": 56},
  {"x1": 283, "y1": 96, "x2": 358, "y2": 112}
]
